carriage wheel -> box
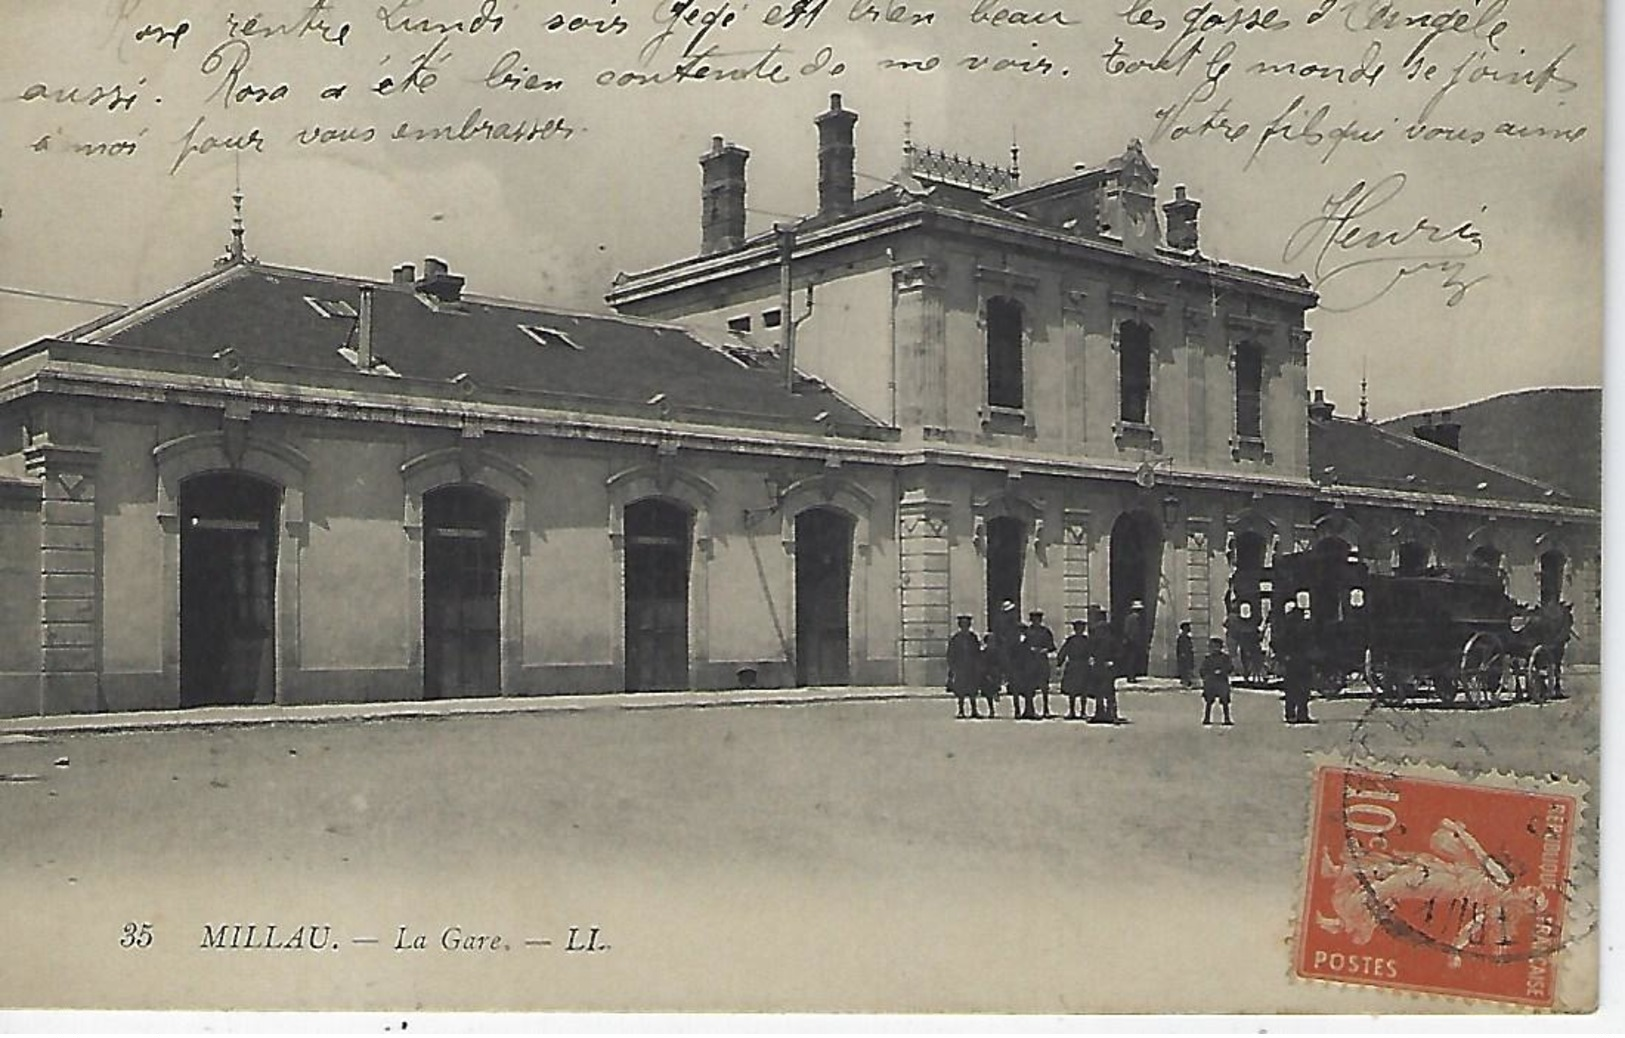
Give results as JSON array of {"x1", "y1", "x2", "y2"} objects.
[
  {"x1": 1459, "y1": 633, "x2": 1512, "y2": 708},
  {"x1": 1528, "y1": 645, "x2": 1555, "y2": 705}
]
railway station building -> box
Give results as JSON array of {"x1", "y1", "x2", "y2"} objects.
[{"x1": 0, "y1": 96, "x2": 1599, "y2": 716}]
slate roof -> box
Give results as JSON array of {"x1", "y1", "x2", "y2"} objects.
[
  {"x1": 1309, "y1": 415, "x2": 1579, "y2": 508},
  {"x1": 1379, "y1": 388, "x2": 1601, "y2": 508},
  {"x1": 47, "y1": 262, "x2": 885, "y2": 437}
]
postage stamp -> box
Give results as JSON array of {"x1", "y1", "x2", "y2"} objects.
[{"x1": 1296, "y1": 764, "x2": 1578, "y2": 1008}]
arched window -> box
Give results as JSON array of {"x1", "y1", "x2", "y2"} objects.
[
  {"x1": 1119, "y1": 320, "x2": 1152, "y2": 424},
  {"x1": 1234, "y1": 341, "x2": 1263, "y2": 441},
  {"x1": 986, "y1": 296, "x2": 1024, "y2": 410}
]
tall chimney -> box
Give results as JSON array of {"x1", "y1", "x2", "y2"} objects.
[
  {"x1": 357, "y1": 285, "x2": 374, "y2": 369},
  {"x1": 414, "y1": 256, "x2": 465, "y2": 304},
  {"x1": 1443, "y1": 409, "x2": 1469, "y2": 451},
  {"x1": 815, "y1": 93, "x2": 858, "y2": 217},
  {"x1": 1308, "y1": 388, "x2": 1335, "y2": 422},
  {"x1": 1420, "y1": 408, "x2": 1463, "y2": 451},
  {"x1": 700, "y1": 136, "x2": 750, "y2": 255},
  {"x1": 1163, "y1": 184, "x2": 1201, "y2": 252}
]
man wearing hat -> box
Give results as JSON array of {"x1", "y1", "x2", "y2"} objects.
[
  {"x1": 1087, "y1": 609, "x2": 1120, "y2": 724},
  {"x1": 949, "y1": 614, "x2": 981, "y2": 717},
  {"x1": 1200, "y1": 636, "x2": 1235, "y2": 726},
  {"x1": 1024, "y1": 609, "x2": 1057, "y2": 719},
  {"x1": 1123, "y1": 600, "x2": 1149, "y2": 682},
  {"x1": 1056, "y1": 619, "x2": 1093, "y2": 720},
  {"x1": 946, "y1": 614, "x2": 985, "y2": 719},
  {"x1": 988, "y1": 600, "x2": 1021, "y2": 714}
]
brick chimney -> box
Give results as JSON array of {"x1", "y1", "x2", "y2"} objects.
[
  {"x1": 1308, "y1": 388, "x2": 1335, "y2": 422},
  {"x1": 1163, "y1": 185, "x2": 1201, "y2": 252},
  {"x1": 1414, "y1": 409, "x2": 1462, "y2": 451},
  {"x1": 815, "y1": 92, "x2": 858, "y2": 217},
  {"x1": 700, "y1": 136, "x2": 749, "y2": 255},
  {"x1": 357, "y1": 285, "x2": 374, "y2": 369},
  {"x1": 414, "y1": 257, "x2": 465, "y2": 304}
]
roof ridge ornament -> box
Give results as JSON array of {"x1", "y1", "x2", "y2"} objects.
[{"x1": 216, "y1": 160, "x2": 256, "y2": 267}]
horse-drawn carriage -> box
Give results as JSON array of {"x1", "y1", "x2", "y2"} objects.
[{"x1": 1264, "y1": 546, "x2": 1564, "y2": 708}]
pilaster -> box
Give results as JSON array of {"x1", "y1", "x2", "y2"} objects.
[
  {"x1": 1062, "y1": 509, "x2": 1091, "y2": 620},
  {"x1": 24, "y1": 440, "x2": 102, "y2": 714},
  {"x1": 898, "y1": 489, "x2": 952, "y2": 684},
  {"x1": 893, "y1": 262, "x2": 948, "y2": 436},
  {"x1": 1185, "y1": 516, "x2": 1215, "y2": 638}
]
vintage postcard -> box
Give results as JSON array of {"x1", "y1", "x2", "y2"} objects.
[{"x1": 0, "y1": 0, "x2": 1605, "y2": 1018}]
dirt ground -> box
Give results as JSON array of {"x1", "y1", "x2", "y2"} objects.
[{"x1": 0, "y1": 677, "x2": 1600, "y2": 1014}]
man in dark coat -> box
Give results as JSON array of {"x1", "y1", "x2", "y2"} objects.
[
  {"x1": 1281, "y1": 643, "x2": 1316, "y2": 724},
  {"x1": 1088, "y1": 613, "x2": 1120, "y2": 724},
  {"x1": 1057, "y1": 620, "x2": 1092, "y2": 719},
  {"x1": 946, "y1": 614, "x2": 984, "y2": 719},
  {"x1": 1025, "y1": 610, "x2": 1057, "y2": 719},
  {"x1": 1176, "y1": 621, "x2": 1196, "y2": 688},
  {"x1": 989, "y1": 599, "x2": 1021, "y2": 709},
  {"x1": 1123, "y1": 601, "x2": 1149, "y2": 681},
  {"x1": 978, "y1": 634, "x2": 1001, "y2": 718},
  {"x1": 1201, "y1": 637, "x2": 1235, "y2": 726}
]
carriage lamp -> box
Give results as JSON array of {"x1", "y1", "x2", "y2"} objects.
[
  {"x1": 1349, "y1": 588, "x2": 1366, "y2": 608},
  {"x1": 1238, "y1": 602, "x2": 1252, "y2": 619},
  {"x1": 1161, "y1": 493, "x2": 1181, "y2": 525}
]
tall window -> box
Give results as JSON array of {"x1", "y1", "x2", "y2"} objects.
[
  {"x1": 985, "y1": 296, "x2": 1024, "y2": 410},
  {"x1": 1235, "y1": 341, "x2": 1263, "y2": 441},
  {"x1": 1119, "y1": 321, "x2": 1152, "y2": 424}
]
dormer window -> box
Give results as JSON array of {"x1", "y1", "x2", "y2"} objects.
[
  {"x1": 985, "y1": 295, "x2": 1024, "y2": 411},
  {"x1": 305, "y1": 296, "x2": 358, "y2": 319},
  {"x1": 1119, "y1": 320, "x2": 1152, "y2": 425},
  {"x1": 518, "y1": 324, "x2": 582, "y2": 350}
]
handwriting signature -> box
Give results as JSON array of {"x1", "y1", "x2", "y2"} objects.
[{"x1": 1282, "y1": 173, "x2": 1489, "y2": 313}]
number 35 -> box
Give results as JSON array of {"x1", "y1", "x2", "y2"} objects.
[{"x1": 120, "y1": 922, "x2": 153, "y2": 949}]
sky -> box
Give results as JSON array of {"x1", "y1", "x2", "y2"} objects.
[{"x1": 0, "y1": 0, "x2": 1604, "y2": 421}]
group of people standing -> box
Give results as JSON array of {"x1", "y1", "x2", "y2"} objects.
[
  {"x1": 945, "y1": 604, "x2": 1316, "y2": 729},
  {"x1": 945, "y1": 600, "x2": 1152, "y2": 723}
]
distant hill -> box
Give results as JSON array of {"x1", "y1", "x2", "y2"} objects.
[{"x1": 1379, "y1": 388, "x2": 1601, "y2": 508}]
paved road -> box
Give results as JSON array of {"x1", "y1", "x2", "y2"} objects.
[{"x1": 0, "y1": 677, "x2": 1599, "y2": 1013}]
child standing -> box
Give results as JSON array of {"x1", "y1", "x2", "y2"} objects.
[{"x1": 1201, "y1": 636, "x2": 1235, "y2": 726}]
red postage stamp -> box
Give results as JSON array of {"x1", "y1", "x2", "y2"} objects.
[{"x1": 1296, "y1": 765, "x2": 1576, "y2": 1007}]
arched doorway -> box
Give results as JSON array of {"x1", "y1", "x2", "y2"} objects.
[
  {"x1": 179, "y1": 472, "x2": 280, "y2": 707},
  {"x1": 1228, "y1": 530, "x2": 1268, "y2": 608},
  {"x1": 1109, "y1": 510, "x2": 1162, "y2": 666},
  {"x1": 1540, "y1": 550, "x2": 1567, "y2": 604},
  {"x1": 984, "y1": 516, "x2": 1026, "y2": 628},
  {"x1": 624, "y1": 498, "x2": 692, "y2": 691},
  {"x1": 1396, "y1": 541, "x2": 1431, "y2": 576},
  {"x1": 795, "y1": 507, "x2": 854, "y2": 686},
  {"x1": 423, "y1": 485, "x2": 505, "y2": 698}
]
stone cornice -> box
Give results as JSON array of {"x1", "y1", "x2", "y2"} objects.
[{"x1": 608, "y1": 200, "x2": 1319, "y2": 311}]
